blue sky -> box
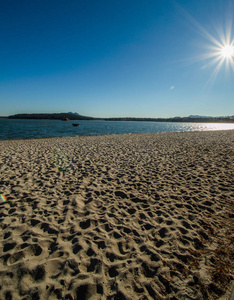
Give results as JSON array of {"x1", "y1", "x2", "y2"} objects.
[{"x1": 0, "y1": 0, "x2": 233, "y2": 117}]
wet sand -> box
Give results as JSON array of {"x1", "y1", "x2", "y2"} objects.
[{"x1": 0, "y1": 130, "x2": 233, "y2": 299}]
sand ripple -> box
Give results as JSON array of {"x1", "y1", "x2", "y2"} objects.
[{"x1": 0, "y1": 131, "x2": 233, "y2": 299}]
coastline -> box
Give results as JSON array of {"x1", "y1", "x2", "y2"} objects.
[
  {"x1": 0, "y1": 130, "x2": 233, "y2": 299},
  {"x1": 1, "y1": 118, "x2": 234, "y2": 141}
]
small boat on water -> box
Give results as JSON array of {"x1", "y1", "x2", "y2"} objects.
[{"x1": 72, "y1": 123, "x2": 79, "y2": 127}]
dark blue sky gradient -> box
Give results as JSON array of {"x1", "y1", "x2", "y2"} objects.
[{"x1": 0, "y1": 0, "x2": 233, "y2": 117}]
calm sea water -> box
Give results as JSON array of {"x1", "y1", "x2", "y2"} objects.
[{"x1": 0, "y1": 119, "x2": 234, "y2": 140}]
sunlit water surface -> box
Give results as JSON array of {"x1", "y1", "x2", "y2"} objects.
[{"x1": 0, "y1": 119, "x2": 234, "y2": 140}]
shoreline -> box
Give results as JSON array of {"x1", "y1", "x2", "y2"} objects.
[
  {"x1": 0, "y1": 128, "x2": 234, "y2": 142},
  {"x1": 0, "y1": 130, "x2": 233, "y2": 299},
  {"x1": 1, "y1": 118, "x2": 234, "y2": 142}
]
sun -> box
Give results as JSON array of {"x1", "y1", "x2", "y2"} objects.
[
  {"x1": 221, "y1": 44, "x2": 234, "y2": 58},
  {"x1": 190, "y1": 26, "x2": 234, "y2": 87},
  {"x1": 175, "y1": 3, "x2": 234, "y2": 87}
]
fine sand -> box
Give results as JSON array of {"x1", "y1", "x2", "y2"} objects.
[{"x1": 0, "y1": 130, "x2": 233, "y2": 300}]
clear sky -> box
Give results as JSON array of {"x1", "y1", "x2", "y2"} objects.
[{"x1": 0, "y1": 0, "x2": 233, "y2": 117}]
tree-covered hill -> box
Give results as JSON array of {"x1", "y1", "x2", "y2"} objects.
[{"x1": 8, "y1": 113, "x2": 93, "y2": 120}]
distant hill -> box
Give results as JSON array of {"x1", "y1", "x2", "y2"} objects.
[
  {"x1": 188, "y1": 115, "x2": 212, "y2": 118},
  {"x1": 68, "y1": 112, "x2": 93, "y2": 119},
  {"x1": 7, "y1": 113, "x2": 234, "y2": 123},
  {"x1": 68, "y1": 112, "x2": 80, "y2": 116},
  {"x1": 103, "y1": 116, "x2": 234, "y2": 123},
  {"x1": 8, "y1": 113, "x2": 93, "y2": 120}
]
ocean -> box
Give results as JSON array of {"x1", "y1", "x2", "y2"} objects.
[{"x1": 0, "y1": 119, "x2": 234, "y2": 140}]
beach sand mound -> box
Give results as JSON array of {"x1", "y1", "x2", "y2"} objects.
[{"x1": 0, "y1": 131, "x2": 233, "y2": 299}]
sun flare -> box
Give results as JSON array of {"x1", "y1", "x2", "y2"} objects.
[
  {"x1": 198, "y1": 35, "x2": 234, "y2": 88},
  {"x1": 221, "y1": 44, "x2": 234, "y2": 58},
  {"x1": 176, "y1": 3, "x2": 234, "y2": 87}
]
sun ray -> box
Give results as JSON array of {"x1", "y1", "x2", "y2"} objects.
[
  {"x1": 175, "y1": 1, "x2": 234, "y2": 87},
  {"x1": 205, "y1": 55, "x2": 224, "y2": 69},
  {"x1": 204, "y1": 57, "x2": 226, "y2": 89}
]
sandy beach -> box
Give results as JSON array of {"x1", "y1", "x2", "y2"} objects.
[{"x1": 0, "y1": 130, "x2": 233, "y2": 300}]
